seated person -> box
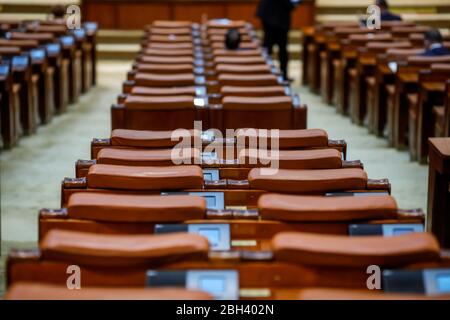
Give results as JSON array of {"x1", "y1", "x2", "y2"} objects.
[
  {"x1": 419, "y1": 29, "x2": 450, "y2": 56},
  {"x1": 377, "y1": 0, "x2": 402, "y2": 21},
  {"x1": 225, "y1": 28, "x2": 241, "y2": 50}
]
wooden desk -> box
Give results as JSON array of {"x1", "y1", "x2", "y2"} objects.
[
  {"x1": 427, "y1": 137, "x2": 450, "y2": 248},
  {"x1": 81, "y1": 0, "x2": 316, "y2": 30}
]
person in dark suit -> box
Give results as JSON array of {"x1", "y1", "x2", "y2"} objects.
[
  {"x1": 419, "y1": 29, "x2": 450, "y2": 56},
  {"x1": 256, "y1": 0, "x2": 296, "y2": 80},
  {"x1": 377, "y1": 0, "x2": 402, "y2": 21}
]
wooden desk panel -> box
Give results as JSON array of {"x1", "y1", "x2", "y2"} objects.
[{"x1": 81, "y1": 0, "x2": 316, "y2": 30}]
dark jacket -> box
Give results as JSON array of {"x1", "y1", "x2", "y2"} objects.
[
  {"x1": 256, "y1": 0, "x2": 295, "y2": 31},
  {"x1": 419, "y1": 45, "x2": 450, "y2": 57},
  {"x1": 380, "y1": 11, "x2": 402, "y2": 21}
]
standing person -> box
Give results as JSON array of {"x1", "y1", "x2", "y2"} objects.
[{"x1": 256, "y1": 0, "x2": 296, "y2": 81}]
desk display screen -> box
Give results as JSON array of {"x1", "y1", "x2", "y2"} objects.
[
  {"x1": 31, "y1": 49, "x2": 45, "y2": 60},
  {"x1": 61, "y1": 36, "x2": 74, "y2": 46},
  {"x1": 47, "y1": 43, "x2": 61, "y2": 54},
  {"x1": 74, "y1": 29, "x2": 85, "y2": 38},
  {"x1": 392, "y1": 227, "x2": 415, "y2": 236},
  {"x1": 12, "y1": 56, "x2": 28, "y2": 67},
  {"x1": 199, "y1": 276, "x2": 226, "y2": 297},
  {"x1": 0, "y1": 65, "x2": 9, "y2": 75},
  {"x1": 436, "y1": 273, "x2": 450, "y2": 293},
  {"x1": 189, "y1": 192, "x2": 224, "y2": 210},
  {"x1": 204, "y1": 195, "x2": 217, "y2": 208},
  {"x1": 198, "y1": 228, "x2": 220, "y2": 249}
]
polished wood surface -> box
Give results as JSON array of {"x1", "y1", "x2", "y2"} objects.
[
  {"x1": 81, "y1": 0, "x2": 316, "y2": 29},
  {"x1": 427, "y1": 138, "x2": 450, "y2": 248}
]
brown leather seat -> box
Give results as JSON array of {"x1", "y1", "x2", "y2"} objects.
[
  {"x1": 248, "y1": 168, "x2": 368, "y2": 193},
  {"x1": 136, "y1": 63, "x2": 194, "y2": 74},
  {"x1": 219, "y1": 74, "x2": 279, "y2": 86},
  {"x1": 40, "y1": 229, "x2": 209, "y2": 267},
  {"x1": 140, "y1": 55, "x2": 194, "y2": 65},
  {"x1": 147, "y1": 42, "x2": 194, "y2": 50},
  {"x1": 109, "y1": 128, "x2": 328, "y2": 149},
  {"x1": 134, "y1": 73, "x2": 195, "y2": 87},
  {"x1": 259, "y1": 194, "x2": 397, "y2": 222},
  {"x1": 97, "y1": 148, "x2": 201, "y2": 166},
  {"x1": 86, "y1": 164, "x2": 204, "y2": 190},
  {"x1": 124, "y1": 95, "x2": 194, "y2": 110},
  {"x1": 152, "y1": 21, "x2": 194, "y2": 28},
  {"x1": 213, "y1": 49, "x2": 262, "y2": 57},
  {"x1": 223, "y1": 96, "x2": 292, "y2": 110},
  {"x1": 143, "y1": 48, "x2": 195, "y2": 57},
  {"x1": 239, "y1": 148, "x2": 342, "y2": 169},
  {"x1": 149, "y1": 27, "x2": 192, "y2": 36},
  {"x1": 214, "y1": 56, "x2": 266, "y2": 65},
  {"x1": 216, "y1": 64, "x2": 271, "y2": 75},
  {"x1": 110, "y1": 129, "x2": 198, "y2": 148},
  {"x1": 148, "y1": 35, "x2": 193, "y2": 43},
  {"x1": 221, "y1": 86, "x2": 286, "y2": 97},
  {"x1": 272, "y1": 232, "x2": 440, "y2": 267},
  {"x1": 207, "y1": 20, "x2": 246, "y2": 29},
  {"x1": 68, "y1": 193, "x2": 206, "y2": 222},
  {"x1": 5, "y1": 283, "x2": 213, "y2": 300},
  {"x1": 235, "y1": 128, "x2": 329, "y2": 148},
  {"x1": 130, "y1": 86, "x2": 197, "y2": 97},
  {"x1": 212, "y1": 41, "x2": 258, "y2": 50}
]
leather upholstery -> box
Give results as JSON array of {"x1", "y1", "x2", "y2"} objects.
[
  {"x1": 150, "y1": 27, "x2": 192, "y2": 35},
  {"x1": 87, "y1": 164, "x2": 204, "y2": 190},
  {"x1": 235, "y1": 128, "x2": 329, "y2": 148},
  {"x1": 272, "y1": 232, "x2": 440, "y2": 267},
  {"x1": 143, "y1": 48, "x2": 194, "y2": 57},
  {"x1": 6, "y1": 283, "x2": 213, "y2": 300},
  {"x1": 97, "y1": 148, "x2": 201, "y2": 166},
  {"x1": 213, "y1": 49, "x2": 262, "y2": 57},
  {"x1": 40, "y1": 230, "x2": 209, "y2": 266},
  {"x1": 216, "y1": 64, "x2": 271, "y2": 74},
  {"x1": 221, "y1": 86, "x2": 286, "y2": 97},
  {"x1": 131, "y1": 86, "x2": 197, "y2": 96},
  {"x1": 134, "y1": 73, "x2": 195, "y2": 87},
  {"x1": 124, "y1": 95, "x2": 194, "y2": 110},
  {"x1": 258, "y1": 194, "x2": 398, "y2": 222},
  {"x1": 214, "y1": 56, "x2": 266, "y2": 65},
  {"x1": 223, "y1": 96, "x2": 292, "y2": 110},
  {"x1": 152, "y1": 21, "x2": 193, "y2": 28},
  {"x1": 248, "y1": 168, "x2": 368, "y2": 193},
  {"x1": 136, "y1": 63, "x2": 194, "y2": 74},
  {"x1": 111, "y1": 129, "x2": 198, "y2": 148},
  {"x1": 218, "y1": 73, "x2": 279, "y2": 86},
  {"x1": 239, "y1": 148, "x2": 342, "y2": 169},
  {"x1": 140, "y1": 56, "x2": 194, "y2": 65},
  {"x1": 68, "y1": 193, "x2": 206, "y2": 222}
]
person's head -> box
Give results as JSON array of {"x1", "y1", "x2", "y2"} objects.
[
  {"x1": 52, "y1": 5, "x2": 66, "y2": 19},
  {"x1": 225, "y1": 28, "x2": 241, "y2": 50},
  {"x1": 424, "y1": 29, "x2": 443, "y2": 48},
  {"x1": 376, "y1": 0, "x2": 389, "y2": 11}
]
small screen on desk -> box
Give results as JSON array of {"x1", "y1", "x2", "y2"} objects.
[
  {"x1": 199, "y1": 276, "x2": 226, "y2": 296},
  {"x1": 198, "y1": 228, "x2": 220, "y2": 248},
  {"x1": 392, "y1": 227, "x2": 415, "y2": 236},
  {"x1": 436, "y1": 273, "x2": 450, "y2": 293}
]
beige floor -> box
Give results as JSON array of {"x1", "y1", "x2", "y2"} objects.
[{"x1": 0, "y1": 60, "x2": 428, "y2": 296}]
